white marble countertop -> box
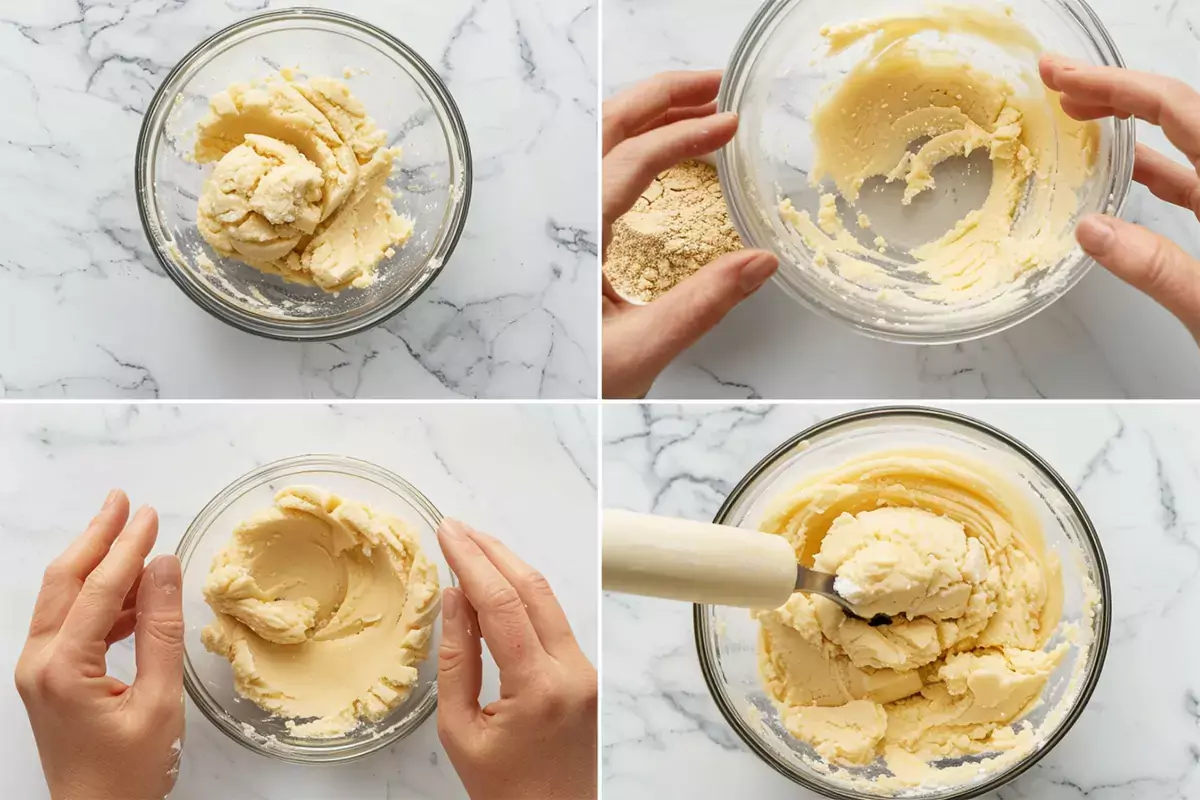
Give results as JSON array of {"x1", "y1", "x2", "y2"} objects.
[
  {"x1": 0, "y1": 403, "x2": 598, "y2": 799},
  {"x1": 602, "y1": 401, "x2": 1200, "y2": 798},
  {"x1": 604, "y1": 0, "x2": 1200, "y2": 399},
  {"x1": 0, "y1": 0, "x2": 597, "y2": 399}
]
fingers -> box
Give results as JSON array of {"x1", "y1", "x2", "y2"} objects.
[
  {"x1": 602, "y1": 250, "x2": 778, "y2": 398},
  {"x1": 28, "y1": 490, "x2": 130, "y2": 640},
  {"x1": 1133, "y1": 143, "x2": 1200, "y2": 218},
  {"x1": 461, "y1": 527, "x2": 581, "y2": 661},
  {"x1": 633, "y1": 101, "x2": 721, "y2": 138},
  {"x1": 131, "y1": 555, "x2": 184, "y2": 707},
  {"x1": 437, "y1": 587, "x2": 483, "y2": 730},
  {"x1": 105, "y1": 608, "x2": 138, "y2": 647},
  {"x1": 61, "y1": 506, "x2": 159, "y2": 643},
  {"x1": 603, "y1": 271, "x2": 624, "y2": 304},
  {"x1": 102, "y1": 570, "x2": 144, "y2": 646},
  {"x1": 1058, "y1": 95, "x2": 1126, "y2": 122},
  {"x1": 437, "y1": 519, "x2": 543, "y2": 675},
  {"x1": 1077, "y1": 214, "x2": 1200, "y2": 337},
  {"x1": 603, "y1": 70, "x2": 723, "y2": 155},
  {"x1": 1040, "y1": 55, "x2": 1200, "y2": 170},
  {"x1": 603, "y1": 112, "x2": 739, "y2": 249}
]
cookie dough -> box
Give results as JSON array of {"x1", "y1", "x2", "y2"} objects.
[
  {"x1": 201, "y1": 486, "x2": 440, "y2": 738},
  {"x1": 780, "y1": 7, "x2": 1098, "y2": 306},
  {"x1": 195, "y1": 72, "x2": 413, "y2": 291},
  {"x1": 755, "y1": 449, "x2": 1065, "y2": 786}
]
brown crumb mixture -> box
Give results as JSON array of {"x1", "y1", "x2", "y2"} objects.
[{"x1": 604, "y1": 160, "x2": 743, "y2": 302}]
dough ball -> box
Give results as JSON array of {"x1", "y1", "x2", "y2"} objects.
[
  {"x1": 198, "y1": 133, "x2": 324, "y2": 262},
  {"x1": 815, "y1": 507, "x2": 989, "y2": 620}
]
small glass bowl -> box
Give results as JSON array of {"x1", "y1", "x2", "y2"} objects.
[
  {"x1": 137, "y1": 8, "x2": 472, "y2": 341},
  {"x1": 717, "y1": 0, "x2": 1134, "y2": 343},
  {"x1": 695, "y1": 407, "x2": 1111, "y2": 799},
  {"x1": 177, "y1": 454, "x2": 452, "y2": 763}
]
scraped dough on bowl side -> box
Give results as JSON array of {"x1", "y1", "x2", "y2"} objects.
[{"x1": 779, "y1": 7, "x2": 1099, "y2": 316}]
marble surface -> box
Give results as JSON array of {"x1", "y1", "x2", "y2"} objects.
[
  {"x1": 603, "y1": 402, "x2": 1200, "y2": 798},
  {"x1": 0, "y1": 0, "x2": 597, "y2": 399},
  {"x1": 604, "y1": 0, "x2": 1200, "y2": 399},
  {"x1": 0, "y1": 403, "x2": 598, "y2": 799}
]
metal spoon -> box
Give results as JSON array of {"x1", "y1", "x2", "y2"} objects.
[{"x1": 796, "y1": 565, "x2": 892, "y2": 626}]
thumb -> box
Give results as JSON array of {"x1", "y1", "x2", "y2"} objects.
[
  {"x1": 437, "y1": 588, "x2": 482, "y2": 738},
  {"x1": 632, "y1": 249, "x2": 778, "y2": 376},
  {"x1": 1077, "y1": 214, "x2": 1200, "y2": 338},
  {"x1": 131, "y1": 555, "x2": 184, "y2": 707}
]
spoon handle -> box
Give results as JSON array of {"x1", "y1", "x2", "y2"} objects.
[{"x1": 602, "y1": 510, "x2": 798, "y2": 609}]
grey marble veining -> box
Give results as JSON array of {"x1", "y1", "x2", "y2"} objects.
[
  {"x1": 0, "y1": 403, "x2": 598, "y2": 799},
  {"x1": 1, "y1": 0, "x2": 597, "y2": 398},
  {"x1": 604, "y1": 0, "x2": 1200, "y2": 399},
  {"x1": 602, "y1": 402, "x2": 1200, "y2": 798}
]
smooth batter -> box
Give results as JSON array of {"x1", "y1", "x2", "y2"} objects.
[
  {"x1": 780, "y1": 7, "x2": 1098, "y2": 305},
  {"x1": 201, "y1": 486, "x2": 440, "y2": 738},
  {"x1": 195, "y1": 71, "x2": 413, "y2": 292},
  {"x1": 755, "y1": 450, "x2": 1065, "y2": 787}
]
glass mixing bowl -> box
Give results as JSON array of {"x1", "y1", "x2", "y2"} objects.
[
  {"x1": 695, "y1": 407, "x2": 1111, "y2": 799},
  {"x1": 718, "y1": 0, "x2": 1134, "y2": 343},
  {"x1": 136, "y1": 8, "x2": 472, "y2": 340},
  {"x1": 177, "y1": 454, "x2": 453, "y2": 763}
]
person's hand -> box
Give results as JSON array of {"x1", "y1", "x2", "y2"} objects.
[
  {"x1": 1042, "y1": 54, "x2": 1200, "y2": 342},
  {"x1": 436, "y1": 519, "x2": 597, "y2": 800},
  {"x1": 602, "y1": 70, "x2": 779, "y2": 398},
  {"x1": 15, "y1": 491, "x2": 185, "y2": 800}
]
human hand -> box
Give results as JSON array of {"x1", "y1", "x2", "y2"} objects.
[
  {"x1": 602, "y1": 70, "x2": 779, "y2": 398},
  {"x1": 436, "y1": 519, "x2": 597, "y2": 800},
  {"x1": 1041, "y1": 54, "x2": 1200, "y2": 342},
  {"x1": 15, "y1": 491, "x2": 185, "y2": 800}
]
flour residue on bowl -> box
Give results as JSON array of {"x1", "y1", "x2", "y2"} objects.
[{"x1": 779, "y1": 5, "x2": 1098, "y2": 316}]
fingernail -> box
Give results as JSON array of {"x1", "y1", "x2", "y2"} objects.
[
  {"x1": 149, "y1": 555, "x2": 181, "y2": 594},
  {"x1": 1077, "y1": 215, "x2": 1115, "y2": 254},
  {"x1": 739, "y1": 252, "x2": 779, "y2": 293},
  {"x1": 439, "y1": 519, "x2": 469, "y2": 541},
  {"x1": 1044, "y1": 53, "x2": 1079, "y2": 70},
  {"x1": 443, "y1": 588, "x2": 460, "y2": 621},
  {"x1": 103, "y1": 490, "x2": 119, "y2": 509}
]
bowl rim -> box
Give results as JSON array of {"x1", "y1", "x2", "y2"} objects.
[
  {"x1": 716, "y1": 0, "x2": 1136, "y2": 345},
  {"x1": 176, "y1": 453, "x2": 448, "y2": 764},
  {"x1": 692, "y1": 405, "x2": 1113, "y2": 799},
  {"x1": 135, "y1": 6, "x2": 474, "y2": 342}
]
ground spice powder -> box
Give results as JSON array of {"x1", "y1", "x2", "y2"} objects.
[{"x1": 604, "y1": 160, "x2": 743, "y2": 302}]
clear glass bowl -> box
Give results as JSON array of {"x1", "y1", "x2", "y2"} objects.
[
  {"x1": 177, "y1": 454, "x2": 453, "y2": 763},
  {"x1": 136, "y1": 8, "x2": 472, "y2": 341},
  {"x1": 695, "y1": 407, "x2": 1111, "y2": 799},
  {"x1": 717, "y1": 0, "x2": 1135, "y2": 344}
]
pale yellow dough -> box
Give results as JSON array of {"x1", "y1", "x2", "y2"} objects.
[
  {"x1": 755, "y1": 450, "x2": 1064, "y2": 786},
  {"x1": 195, "y1": 72, "x2": 413, "y2": 292},
  {"x1": 780, "y1": 7, "x2": 1099, "y2": 304},
  {"x1": 201, "y1": 486, "x2": 440, "y2": 738}
]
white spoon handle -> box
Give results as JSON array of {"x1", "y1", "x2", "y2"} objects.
[{"x1": 602, "y1": 510, "x2": 798, "y2": 608}]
